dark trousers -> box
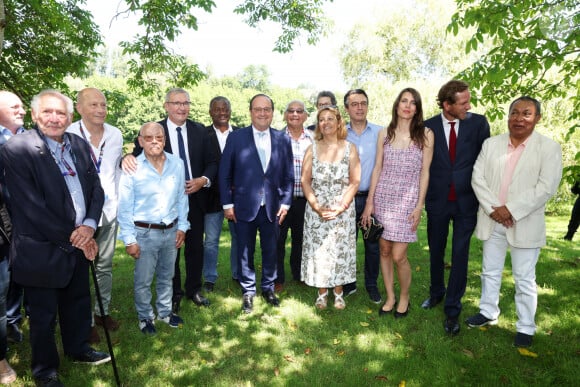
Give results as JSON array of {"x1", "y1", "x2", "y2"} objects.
[
  {"x1": 173, "y1": 198, "x2": 205, "y2": 299},
  {"x1": 427, "y1": 202, "x2": 477, "y2": 318},
  {"x1": 345, "y1": 194, "x2": 380, "y2": 291},
  {"x1": 26, "y1": 253, "x2": 91, "y2": 379},
  {"x1": 276, "y1": 197, "x2": 306, "y2": 283},
  {"x1": 565, "y1": 195, "x2": 579, "y2": 239},
  {"x1": 235, "y1": 206, "x2": 279, "y2": 295}
]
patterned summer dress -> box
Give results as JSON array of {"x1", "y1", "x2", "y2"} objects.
[
  {"x1": 301, "y1": 141, "x2": 357, "y2": 288},
  {"x1": 373, "y1": 140, "x2": 423, "y2": 242}
]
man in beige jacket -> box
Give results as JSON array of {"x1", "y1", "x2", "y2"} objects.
[{"x1": 465, "y1": 96, "x2": 562, "y2": 348}]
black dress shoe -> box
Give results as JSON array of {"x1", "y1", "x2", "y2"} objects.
[
  {"x1": 421, "y1": 296, "x2": 443, "y2": 309},
  {"x1": 444, "y1": 317, "x2": 460, "y2": 335},
  {"x1": 394, "y1": 303, "x2": 410, "y2": 319},
  {"x1": 378, "y1": 303, "x2": 395, "y2": 316},
  {"x1": 242, "y1": 294, "x2": 254, "y2": 314},
  {"x1": 262, "y1": 290, "x2": 280, "y2": 307},
  {"x1": 69, "y1": 348, "x2": 111, "y2": 365},
  {"x1": 189, "y1": 292, "x2": 210, "y2": 307},
  {"x1": 35, "y1": 375, "x2": 64, "y2": 387}
]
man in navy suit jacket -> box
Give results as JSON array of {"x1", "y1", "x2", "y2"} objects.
[
  {"x1": 1, "y1": 90, "x2": 109, "y2": 386},
  {"x1": 219, "y1": 94, "x2": 294, "y2": 313},
  {"x1": 124, "y1": 88, "x2": 219, "y2": 311},
  {"x1": 421, "y1": 80, "x2": 490, "y2": 335}
]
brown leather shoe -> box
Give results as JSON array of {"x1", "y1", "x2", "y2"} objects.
[
  {"x1": 88, "y1": 326, "x2": 100, "y2": 344},
  {"x1": 94, "y1": 314, "x2": 120, "y2": 331}
]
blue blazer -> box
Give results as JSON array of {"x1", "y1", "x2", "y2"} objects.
[
  {"x1": 1, "y1": 129, "x2": 104, "y2": 288},
  {"x1": 218, "y1": 126, "x2": 294, "y2": 222},
  {"x1": 424, "y1": 112, "x2": 490, "y2": 215}
]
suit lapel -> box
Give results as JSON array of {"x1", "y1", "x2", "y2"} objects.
[
  {"x1": 160, "y1": 119, "x2": 173, "y2": 154},
  {"x1": 38, "y1": 132, "x2": 76, "y2": 220},
  {"x1": 432, "y1": 119, "x2": 451, "y2": 165}
]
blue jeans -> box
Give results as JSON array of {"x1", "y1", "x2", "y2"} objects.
[
  {"x1": 134, "y1": 226, "x2": 177, "y2": 321},
  {"x1": 0, "y1": 259, "x2": 8, "y2": 360},
  {"x1": 203, "y1": 211, "x2": 238, "y2": 283}
]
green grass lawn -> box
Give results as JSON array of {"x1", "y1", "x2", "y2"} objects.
[{"x1": 7, "y1": 215, "x2": 579, "y2": 386}]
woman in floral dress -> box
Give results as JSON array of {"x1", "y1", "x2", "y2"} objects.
[
  {"x1": 301, "y1": 106, "x2": 360, "y2": 309},
  {"x1": 361, "y1": 88, "x2": 434, "y2": 318}
]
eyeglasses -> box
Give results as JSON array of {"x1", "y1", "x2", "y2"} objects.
[
  {"x1": 348, "y1": 101, "x2": 368, "y2": 108},
  {"x1": 286, "y1": 109, "x2": 305, "y2": 114},
  {"x1": 140, "y1": 135, "x2": 164, "y2": 142},
  {"x1": 167, "y1": 101, "x2": 191, "y2": 107},
  {"x1": 252, "y1": 107, "x2": 273, "y2": 114}
]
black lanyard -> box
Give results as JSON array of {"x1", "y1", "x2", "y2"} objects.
[{"x1": 79, "y1": 122, "x2": 105, "y2": 173}]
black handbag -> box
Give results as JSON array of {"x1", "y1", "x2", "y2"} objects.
[{"x1": 357, "y1": 215, "x2": 384, "y2": 242}]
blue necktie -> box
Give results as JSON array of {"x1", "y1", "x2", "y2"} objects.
[
  {"x1": 257, "y1": 132, "x2": 267, "y2": 171},
  {"x1": 176, "y1": 127, "x2": 190, "y2": 180}
]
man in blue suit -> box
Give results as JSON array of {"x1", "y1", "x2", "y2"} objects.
[
  {"x1": 422, "y1": 80, "x2": 490, "y2": 335},
  {"x1": 219, "y1": 94, "x2": 294, "y2": 313}
]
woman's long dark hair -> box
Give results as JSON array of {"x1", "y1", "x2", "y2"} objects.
[{"x1": 386, "y1": 88, "x2": 427, "y2": 149}]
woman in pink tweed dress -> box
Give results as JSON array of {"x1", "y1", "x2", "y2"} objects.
[{"x1": 361, "y1": 88, "x2": 434, "y2": 318}]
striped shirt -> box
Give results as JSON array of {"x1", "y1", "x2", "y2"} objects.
[{"x1": 285, "y1": 127, "x2": 314, "y2": 198}]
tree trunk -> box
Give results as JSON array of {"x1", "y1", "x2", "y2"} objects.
[{"x1": 0, "y1": 0, "x2": 5, "y2": 54}]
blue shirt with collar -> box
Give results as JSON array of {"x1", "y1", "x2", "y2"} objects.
[
  {"x1": 346, "y1": 121, "x2": 382, "y2": 191},
  {"x1": 118, "y1": 151, "x2": 190, "y2": 245},
  {"x1": 0, "y1": 125, "x2": 25, "y2": 146},
  {"x1": 44, "y1": 135, "x2": 96, "y2": 229}
]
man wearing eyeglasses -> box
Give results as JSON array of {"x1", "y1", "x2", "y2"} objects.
[
  {"x1": 343, "y1": 89, "x2": 383, "y2": 304},
  {"x1": 123, "y1": 88, "x2": 218, "y2": 313},
  {"x1": 275, "y1": 100, "x2": 313, "y2": 292},
  {"x1": 219, "y1": 94, "x2": 294, "y2": 313},
  {"x1": 67, "y1": 88, "x2": 123, "y2": 344},
  {"x1": 118, "y1": 122, "x2": 190, "y2": 335},
  {"x1": 1, "y1": 90, "x2": 109, "y2": 386},
  {"x1": 306, "y1": 90, "x2": 337, "y2": 130}
]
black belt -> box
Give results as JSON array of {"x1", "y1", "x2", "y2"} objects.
[
  {"x1": 356, "y1": 191, "x2": 369, "y2": 197},
  {"x1": 134, "y1": 219, "x2": 177, "y2": 230}
]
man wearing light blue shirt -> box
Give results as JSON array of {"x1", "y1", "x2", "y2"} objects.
[
  {"x1": 118, "y1": 122, "x2": 190, "y2": 335},
  {"x1": 344, "y1": 89, "x2": 383, "y2": 304}
]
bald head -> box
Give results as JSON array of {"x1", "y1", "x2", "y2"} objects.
[
  {"x1": 76, "y1": 88, "x2": 107, "y2": 129},
  {"x1": 0, "y1": 91, "x2": 26, "y2": 133}
]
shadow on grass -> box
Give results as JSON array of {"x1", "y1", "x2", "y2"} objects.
[{"x1": 5, "y1": 215, "x2": 579, "y2": 386}]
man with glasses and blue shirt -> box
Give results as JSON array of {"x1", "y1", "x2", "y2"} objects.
[
  {"x1": 343, "y1": 89, "x2": 383, "y2": 304},
  {"x1": 123, "y1": 88, "x2": 218, "y2": 313},
  {"x1": 118, "y1": 122, "x2": 190, "y2": 335}
]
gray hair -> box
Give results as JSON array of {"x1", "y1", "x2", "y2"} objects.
[
  {"x1": 165, "y1": 88, "x2": 190, "y2": 102},
  {"x1": 31, "y1": 89, "x2": 74, "y2": 115},
  {"x1": 285, "y1": 100, "x2": 306, "y2": 111}
]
